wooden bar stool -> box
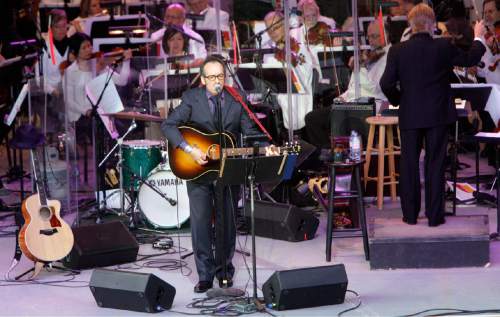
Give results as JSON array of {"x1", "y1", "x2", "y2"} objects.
[{"x1": 364, "y1": 116, "x2": 400, "y2": 210}]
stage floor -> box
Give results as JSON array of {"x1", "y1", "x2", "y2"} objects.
[{"x1": 1, "y1": 151, "x2": 500, "y2": 316}]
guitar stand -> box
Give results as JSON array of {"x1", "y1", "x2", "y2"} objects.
[{"x1": 15, "y1": 261, "x2": 80, "y2": 281}]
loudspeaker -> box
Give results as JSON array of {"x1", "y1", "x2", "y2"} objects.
[
  {"x1": 89, "y1": 269, "x2": 176, "y2": 313},
  {"x1": 63, "y1": 221, "x2": 138, "y2": 269},
  {"x1": 263, "y1": 264, "x2": 348, "y2": 311},
  {"x1": 330, "y1": 101, "x2": 376, "y2": 145},
  {"x1": 244, "y1": 200, "x2": 319, "y2": 242}
]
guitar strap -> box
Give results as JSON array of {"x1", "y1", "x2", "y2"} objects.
[{"x1": 224, "y1": 85, "x2": 273, "y2": 141}]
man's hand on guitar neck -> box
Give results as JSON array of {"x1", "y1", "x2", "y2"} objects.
[{"x1": 265, "y1": 145, "x2": 280, "y2": 156}]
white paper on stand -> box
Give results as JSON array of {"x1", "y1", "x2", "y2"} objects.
[
  {"x1": 4, "y1": 83, "x2": 28, "y2": 126},
  {"x1": 85, "y1": 72, "x2": 124, "y2": 139}
]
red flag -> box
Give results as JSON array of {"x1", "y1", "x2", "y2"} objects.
[
  {"x1": 378, "y1": 6, "x2": 386, "y2": 47},
  {"x1": 48, "y1": 27, "x2": 56, "y2": 65}
]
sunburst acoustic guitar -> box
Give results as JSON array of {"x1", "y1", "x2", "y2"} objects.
[{"x1": 167, "y1": 126, "x2": 300, "y2": 181}]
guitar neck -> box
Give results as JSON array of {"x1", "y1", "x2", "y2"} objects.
[
  {"x1": 30, "y1": 149, "x2": 48, "y2": 207},
  {"x1": 223, "y1": 146, "x2": 277, "y2": 157}
]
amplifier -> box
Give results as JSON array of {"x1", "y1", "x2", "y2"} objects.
[{"x1": 330, "y1": 100, "x2": 376, "y2": 145}]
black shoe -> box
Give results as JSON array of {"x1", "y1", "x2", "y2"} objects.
[
  {"x1": 402, "y1": 217, "x2": 417, "y2": 225},
  {"x1": 218, "y1": 277, "x2": 233, "y2": 288},
  {"x1": 428, "y1": 217, "x2": 446, "y2": 227},
  {"x1": 194, "y1": 281, "x2": 213, "y2": 293}
]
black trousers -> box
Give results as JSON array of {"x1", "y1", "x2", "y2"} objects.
[
  {"x1": 304, "y1": 107, "x2": 331, "y2": 148},
  {"x1": 400, "y1": 125, "x2": 448, "y2": 224},
  {"x1": 186, "y1": 180, "x2": 238, "y2": 282}
]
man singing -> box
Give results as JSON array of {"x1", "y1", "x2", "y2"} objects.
[
  {"x1": 161, "y1": 55, "x2": 274, "y2": 293},
  {"x1": 380, "y1": 4, "x2": 486, "y2": 227}
]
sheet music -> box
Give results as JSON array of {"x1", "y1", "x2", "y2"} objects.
[
  {"x1": 475, "y1": 131, "x2": 500, "y2": 138},
  {"x1": 452, "y1": 83, "x2": 500, "y2": 127},
  {"x1": 85, "y1": 73, "x2": 124, "y2": 139},
  {"x1": 4, "y1": 84, "x2": 28, "y2": 126}
]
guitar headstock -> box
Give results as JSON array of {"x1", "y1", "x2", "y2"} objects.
[{"x1": 282, "y1": 141, "x2": 301, "y2": 154}]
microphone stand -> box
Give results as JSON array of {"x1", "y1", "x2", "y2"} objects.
[
  {"x1": 145, "y1": 13, "x2": 205, "y2": 44},
  {"x1": 85, "y1": 62, "x2": 120, "y2": 223},
  {"x1": 214, "y1": 85, "x2": 229, "y2": 287}
]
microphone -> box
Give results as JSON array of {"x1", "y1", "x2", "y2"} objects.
[{"x1": 214, "y1": 83, "x2": 222, "y2": 94}]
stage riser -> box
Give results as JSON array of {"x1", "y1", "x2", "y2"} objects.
[{"x1": 369, "y1": 215, "x2": 490, "y2": 269}]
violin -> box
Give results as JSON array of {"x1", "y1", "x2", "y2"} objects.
[
  {"x1": 307, "y1": 21, "x2": 334, "y2": 46},
  {"x1": 274, "y1": 37, "x2": 305, "y2": 66},
  {"x1": 484, "y1": 23, "x2": 500, "y2": 55},
  {"x1": 58, "y1": 46, "x2": 147, "y2": 74},
  {"x1": 364, "y1": 47, "x2": 386, "y2": 66}
]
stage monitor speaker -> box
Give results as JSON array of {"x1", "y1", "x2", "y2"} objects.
[
  {"x1": 263, "y1": 264, "x2": 348, "y2": 311},
  {"x1": 63, "y1": 221, "x2": 139, "y2": 269},
  {"x1": 89, "y1": 269, "x2": 176, "y2": 313},
  {"x1": 330, "y1": 100, "x2": 376, "y2": 145},
  {"x1": 244, "y1": 200, "x2": 319, "y2": 242}
]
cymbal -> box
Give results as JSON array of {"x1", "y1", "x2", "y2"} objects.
[{"x1": 102, "y1": 111, "x2": 163, "y2": 122}]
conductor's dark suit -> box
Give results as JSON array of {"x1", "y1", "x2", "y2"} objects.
[
  {"x1": 380, "y1": 33, "x2": 485, "y2": 225},
  {"x1": 161, "y1": 86, "x2": 259, "y2": 282}
]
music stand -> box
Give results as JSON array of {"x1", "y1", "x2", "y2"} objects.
[
  {"x1": 236, "y1": 64, "x2": 305, "y2": 94},
  {"x1": 219, "y1": 153, "x2": 288, "y2": 302},
  {"x1": 451, "y1": 84, "x2": 495, "y2": 210}
]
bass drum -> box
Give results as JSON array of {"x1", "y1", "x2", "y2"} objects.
[{"x1": 138, "y1": 164, "x2": 190, "y2": 229}]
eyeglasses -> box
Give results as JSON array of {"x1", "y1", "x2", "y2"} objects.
[{"x1": 204, "y1": 73, "x2": 225, "y2": 81}]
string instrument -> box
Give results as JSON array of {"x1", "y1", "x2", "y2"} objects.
[
  {"x1": 307, "y1": 21, "x2": 334, "y2": 46},
  {"x1": 167, "y1": 126, "x2": 300, "y2": 181},
  {"x1": 489, "y1": 58, "x2": 500, "y2": 72},
  {"x1": 19, "y1": 149, "x2": 74, "y2": 279},
  {"x1": 274, "y1": 37, "x2": 305, "y2": 67},
  {"x1": 484, "y1": 23, "x2": 499, "y2": 56},
  {"x1": 59, "y1": 45, "x2": 148, "y2": 74},
  {"x1": 361, "y1": 47, "x2": 386, "y2": 67}
]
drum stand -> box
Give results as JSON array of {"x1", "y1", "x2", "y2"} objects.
[{"x1": 99, "y1": 120, "x2": 137, "y2": 216}]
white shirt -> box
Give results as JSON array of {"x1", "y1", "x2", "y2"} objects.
[
  {"x1": 340, "y1": 45, "x2": 390, "y2": 112},
  {"x1": 63, "y1": 60, "x2": 131, "y2": 122},
  {"x1": 263, "y1": 29, "x2": 316, "y2": 130},
  {"x1": 151, "y1": 25, "x2": 207, "y2": 59},
  {"x1": 477, "y1": 46, "x2": 500, "y2": 85},
  {"x1": 187, "y1": 7, "x2": 230, "y2": 31},
  {"x1": 41, "y1": 38, "x2": 68, "y2": 95}
]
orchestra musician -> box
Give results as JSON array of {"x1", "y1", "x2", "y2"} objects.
[
  {"x1": 380, "y1": 4, "x2": 486, "y2": 227},
  {"x1": 263, "y1": 10, "x2": 316, "y2": 132},
  {"x1": 186, "y1": 0, "x2": 230, "y2": 31},
  {"x1": 304, "y1": 21, "x2": 390, "y2": 148},
  {"x1": 63, "y1": 32, "x2": 131, "y2": 139},
  {"x1": 41, "y1": 9, "x2": 70, "y2": 132},
  {"x1": 68, "y1": 0, "x2": 105, "y2": 37},
  {"x1": 161, "y1": 55, "x2": 275, "y2": 293},
  {"x1": 298, "y1": 0, "x2": 336, "y2": 31},
  {"x1": 151, "y1": 3, "x2": 207, "y2": 68},
  {"x1": 477, "y1": 0, "x2": 499, "y2": 85}
]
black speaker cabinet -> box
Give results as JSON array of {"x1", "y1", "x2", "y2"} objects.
[
  {"x1": 63, "y1": 221, "x2": 139, "y2": 269},
  {"x1": 263, "y1": 264, "x2": 348, "y2": 311},
  {"x1": 89, "y1": 269, "x2": 176, "y2": 313},
  {"x1": 330, "y1": 101, "x2": 376, "y2": 145},
  {"x1": 244, "y1": 200, "x2": 319, "y2": 242}
]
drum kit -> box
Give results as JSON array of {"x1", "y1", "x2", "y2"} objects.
[{"x1": 100, "y1": 111, "x2": 190, "y2": 229}]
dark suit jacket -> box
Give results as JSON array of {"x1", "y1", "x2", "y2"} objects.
[
  {"x1": 380, "y1": 33, "x2": 486, "y2": 130},
  {"x1": 161, "y1": 86, "x2": 260, "y2": 149}
]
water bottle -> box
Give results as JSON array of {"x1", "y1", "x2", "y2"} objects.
[{"x1": 349, "y1": 130, "x2": 362, "y2": 161}]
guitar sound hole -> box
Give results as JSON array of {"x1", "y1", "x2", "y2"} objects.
[{"x1": 39, "y1": 207, "x2": 51, "y2": 220}]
